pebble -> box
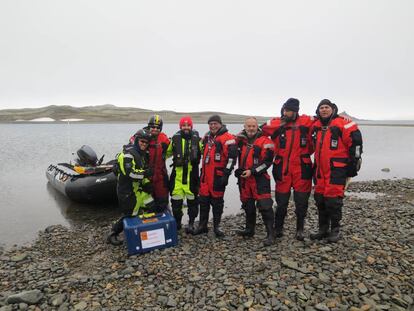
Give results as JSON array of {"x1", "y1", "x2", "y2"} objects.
[
  {"x1": 314, "y1": 303, "x2": 330, "y2": 311},
  {"x1": 358, "y1": 282, "x2": 369, "y2": 294},
  {"x1": 0, "y1": 179, "x2": 412, "y2": 310},
  {"x1": 50, "y1": 293, "x2": 66, "y2": 306},
  {"x1": 10, "y1": 253, "x2": 28, "y2": 262},
  {"x1": 6, "y1": 290, "x2": 43, "y2": 305},
  {"x1": 73, "y1": 301, "x2": 88, "y2": 310}
]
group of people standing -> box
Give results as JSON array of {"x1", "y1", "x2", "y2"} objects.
[{"x1": 106, "y1": 98, "x2": 363, "y2": 247}]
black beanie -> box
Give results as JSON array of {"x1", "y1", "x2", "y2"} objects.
[
  {"x1": 282, "y1": 98, "x2": 300, "y2": 113},
  {"x1": 208, "y1": 114, "x2": 222, "y2": 124}
]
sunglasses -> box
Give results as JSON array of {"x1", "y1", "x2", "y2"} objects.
[{"x1": 139, "y1": 140, "x2": 149, "y2": 144}]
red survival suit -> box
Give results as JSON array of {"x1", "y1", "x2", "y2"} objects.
[
  {"x1": 196, "y1": 126, "x2": 237, "y2": 236},
  {"x1": 236, "y1": 131, "x2": 274, "y2": 204},
  {"x1": 311, "y1": 112, "x2": 363, "y2": 241},
  {"x1": 235, "y1": 130, "x2": 275, "y2": 244},
  {"x1": 261, "y1": 114, "x2": 314, "y2": 237}
]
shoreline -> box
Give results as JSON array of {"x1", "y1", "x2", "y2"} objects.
[
  {"x1": 1, "y1": 178, "x2": 413, "y2": 310},
  {"x1": 1, "y1": 121, "x2": 414, "y2": 127}
]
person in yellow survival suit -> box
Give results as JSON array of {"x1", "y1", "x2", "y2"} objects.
[
  {"x1": 166, "y1": 116, "x2": 203, "y2": 234},
  {"x1": 107, "y1": 129, "x2": 157, "y2": 245}
]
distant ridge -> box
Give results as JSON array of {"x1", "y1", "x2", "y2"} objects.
[
  {"x1": 339, "y1": 111, "x2": 362, "y2": 121},
  {"x1": 0, "y1": 105, "x2": 267, "y2": 123},
  {"x1": 1, "y1": 105, "x2": 413, "y2": 126}
]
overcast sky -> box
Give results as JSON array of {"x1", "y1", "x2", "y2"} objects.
[{"x1": 0, "y1": 1, "x2": 413, "y2": 119}]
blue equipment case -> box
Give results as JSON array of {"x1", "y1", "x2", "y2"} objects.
[{"x1": 123, "y1": 212, "x2": 178, "y2": 256}]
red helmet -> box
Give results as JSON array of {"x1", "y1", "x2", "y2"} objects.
[{"x1": 179, "y1": 116, "x2": 193, "y2": 129}]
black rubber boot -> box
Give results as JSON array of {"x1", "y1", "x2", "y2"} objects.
[
  {"x1": 155, "y1": 197, "x2": 169, "y2": 213},
  {"x1": 106, "y1": 232, "x2": 123, "y2": 246},
  {"x1": 293, "y1": 191, "x2": 310, "y2": 241},
  {"x1": 326, "y1": 197, "x2": 343, "y2": 243},
  {"x1": 236, "y1": 200, "x2": 256, "y2": 237},
  {"x1": 171, "y1": 199, "x2": 184, "y2": 230},
  {"x1": 274, "y1": 192, "x2": 290, "y2": 238},
  {"x1": 295, "y1": 217, "x2": 305, "y2": 241},
  {"x1": 261, "y1": 208, "x2": 275, "y2": 246},
  {"x1": 310, "y1": 194, "x2": 330, "y2": 240},
  {"x1": 186, "y1": 219, "x2": 195, "y2": 235},
  {"x1": 185, "y1": 199, "x2": 199, "y2": 234},
  {"x1": 193, "y1": 196, "x2": 210, "y2": 235},
  {"x1": 106, "y1": 218, "x2": 124, "y2": 246},
  {"x1": 212, "y1": 197, "x2": 225, "y2": 238},
  {"x1": 327, "y1": 225, "x2": 341, "y2": 243}
]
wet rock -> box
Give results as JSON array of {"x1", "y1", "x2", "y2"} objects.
[
  {"x1": 390, "y1": 297, "x2": 408, "y2": 309},
  {"x1": 297, "y1": 291, "x2": 309, "y2": 301},
  {"x1": 281, "y1": 257, "x2": 310, "y2": 274},
  {"x1": 358, "y1": 282, "x2": 369, "y2": 294},
  {"x1": 366, "y1": 256, "x2": 375, "y2": 264},
  {"x1": 387, "y1": 266, "x2": 401, "y2": 274},
  {"x1": 403, "y1": 295, "x2": 413, "y2": 305},
  {"x1": 73, "y1": 301, "x2": 88, "y2": 310},
  {"x1": 10, "y1": 253, "x2": 28, "y2": 262},
  {"x1": 314, "y1": 303, "x2": 330, "y2": 311},
  {"x1": 157, "y1": 295, "x2": 168, "y2": 306},
  {"x1": 50, "y1": 293, "x2": 67, "y2": 306},
  {"x1": 318, "y1": 272, "x2": 330, "y2": 283},
  {"x1": 166, "y1": 297, "x2": 177, "y2": 307},
  {"x1": 6, "y1": 290, "x2": 43, "y2": 305}
]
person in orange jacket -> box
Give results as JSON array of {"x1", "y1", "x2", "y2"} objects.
[
  {"x1": 261, "y1": 98, "x2": 314, "y2": 240},
  {"x1": 193, "y1": 115, "x2": 237, "y2": 237},
  {"x1": 235, "y1": 117, "x2": 275, "y2": 246},
  {"x1": 130, "y1": 115, "x2": 170, "y2": 210},
  {"x1": 310, "y1": 99, "x2": 363, "y2": 242}
]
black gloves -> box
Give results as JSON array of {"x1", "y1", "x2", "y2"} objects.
[
  {"x1": 347, "y1": 158, "x2": 362, "y2": 177},
  {"x1": 234, "y1": 168, "x2": 243, "y2": 178},
  {"x1": 142, "y1": 183, "x2": 153, "y2": 193},
  {"x1": 218, "y1": 168, "x2": 232, "y2": 187},
  {"x1": 223, "y1": 168, "x2": 232, "y2": 176},
  {"x1": 219, "y1": 175, "x2": 229, "y2": 187},
  {"x1": 144, "y1": 168, "x2": 154, "y2": 178}
]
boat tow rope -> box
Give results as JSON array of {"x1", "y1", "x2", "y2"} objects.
[
  {"x1": 47, "y1": 164, "x2": 113, "y2": 182},
  {"x1": 47, "y1": 164, "x2": 77, "y2": 182}
]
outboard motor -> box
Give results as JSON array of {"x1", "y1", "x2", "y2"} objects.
[{"x1": 75, "y1": 145, "x2": 98, "y2": 167}]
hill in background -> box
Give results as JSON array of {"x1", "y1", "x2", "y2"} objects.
[
  {"x1": 1, "y1": 104, "x2": 405, "y2": 125},
  {"x1": 0, "y1": 105, "x2": 270, "y2": 123}
]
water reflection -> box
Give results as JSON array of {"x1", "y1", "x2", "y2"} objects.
[{"x1": 46, "y1": 182, "x2": 121, "y2": 226}]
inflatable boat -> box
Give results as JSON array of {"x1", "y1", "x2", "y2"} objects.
[{"x1": 46, "y1": 145, "x2": 118, "y2": 203}]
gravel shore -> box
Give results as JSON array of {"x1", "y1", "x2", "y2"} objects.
[{"x1": 1, "y1": 179, "x2": 413, "y2": 311}]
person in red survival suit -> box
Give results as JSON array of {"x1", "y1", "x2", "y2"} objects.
[
  {"x1": 235, "y1": 117, "x2": 275, "y2": 246},
  {"x1": 193, "y1": 114, "x2": 238, "y2": 237},
  {"x1": 310, "y1": 99, "x2": 363, "y2": 243},
  {"x1": 130, "y1": 115, "x2": 170, "y2": 210},
  {"x1": 261, "y1": 98, "x2": 314, "y2": 241}
]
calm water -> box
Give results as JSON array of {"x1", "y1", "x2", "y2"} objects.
[{"x1": 0, "y1": 123, "x2": 413, "y2": 248}]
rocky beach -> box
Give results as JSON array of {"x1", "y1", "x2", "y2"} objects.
[{"x1": 0, "y1": 179, "x2": 413, "y2": 311}]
